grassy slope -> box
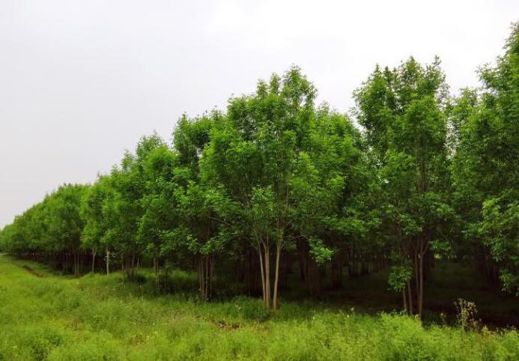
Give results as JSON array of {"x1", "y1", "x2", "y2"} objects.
[{"x1": 0, "y1": 255, "x2": 518, "y2": 361}]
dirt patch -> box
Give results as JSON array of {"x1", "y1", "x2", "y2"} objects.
[{"x1": 22, "y1": 265, "x2": 44, "y2": 277}]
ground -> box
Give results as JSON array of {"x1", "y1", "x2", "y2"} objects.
[{"x1": 0, "y1": 255, "x2": 518, "y2": 361}]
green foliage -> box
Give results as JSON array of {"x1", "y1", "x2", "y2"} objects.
[
  {"x1": 354, "y1": 56, "x2": 453, "y2": 315},
  {"x1": 451, "y1": 23, "x2": 519, "y2": 294},
  {"x1": 479, "y1": 198, "x2": 519, "y2": 295},
  {"x1": 388, "y1": 264, "x2": 412, "y2": 292},
  {"x1": 0, "y1": 184, "x2": 87, "y2": 272}
]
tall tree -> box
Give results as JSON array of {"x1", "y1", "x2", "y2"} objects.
[
  {"x1": 81, "y1": 176, "x2": 114, "y2": 273},
  {"x1": 203, "y1": 67, "x2": 331, "y2": 309},
  {"x1": 40, "y1": 184, "x2": 88, "y2": 275},
  {"x1": 452, "y1": 24, "x2": 519, "y2": 295},
  {"x1": 355, "y1": 57, "x2": 452, "y2": 317}
]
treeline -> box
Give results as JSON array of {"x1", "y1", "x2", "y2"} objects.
[{"x1": 1, "y1": 25, "x2": 518, "y2": 316}]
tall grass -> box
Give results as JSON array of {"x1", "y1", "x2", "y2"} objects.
[{"x1": 0, "y1": 256, "x2": 517, "y2": 360}]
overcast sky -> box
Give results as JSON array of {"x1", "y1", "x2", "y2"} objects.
[{"x1": 1, "y1": 0, "x2": 518, "y2": 227}]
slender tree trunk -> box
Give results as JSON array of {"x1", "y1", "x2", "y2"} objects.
[
  {"x1": 265, "y1": 246, "x2": 271, "y2": 309},
  {"x1": 153, "y1": 254, "x2": 159, "y2": 275},
  {"x1": 418, "y1": 250, "x2": 424, "y2": 318},
  {"x1": 204, "y1": 256, "x2": 209, "y2": 299},
  {"x1": 130, "y1": 253, "x2": 136, "y2": 279},
  {"x1": 91, "y1": 248, "x2": 96, "y2": 273},
  {"x1": 106, "y1": 249, "x2": 110, "y2": 275},
  {"x1": 273, "y1": 243, "x2": 281, "y2": 310},
  {"x1": 414, "y1": 248, "x2": 419, "y2": 316},
  {"x1": 258, "y1": 245, "x2": 266, "y2": 305},
  {"x1": 210, "y1": 256, "x2": 214, "y2": 298},
  {"x1": 198, "y1": 257, "x2": 203, "y2": 297},
  {"x1": 199, "y1": 256, "x2": 204, "y2": 299},
  {"x1": 198, "y1": 255, "x2": 214, "y2": 300}
]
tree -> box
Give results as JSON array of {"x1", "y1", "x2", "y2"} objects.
[
  {"x1": 44, "y1": 184, "x2": 88, "y2": 276},
  {"x1": 81, "y1": 176, "x2": 113, "y2": 273},
  {"x1": 137, "y1": 142, "x2": 177, "y2": 276},
  {"x1": 355, "y1": 57, "x2": 452, "y2": 317},
  {"x1": 452, "y1": 23, "x2": 519, "y2": 294},
  {"x1": 203, "y1": 67, "x2": 333, "y2": 309}
]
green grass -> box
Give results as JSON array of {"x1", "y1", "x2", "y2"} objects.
[{"x1": 0, "y1": 255, "x2": 518, "y2": 361}]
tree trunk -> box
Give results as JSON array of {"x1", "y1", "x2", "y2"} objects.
[
  {"x1": 153, "y1": 255, "x2": 159, "y2": 275},
  {"x1": 265, "y1": 246, "x2": 271, "y2": 309},
  {"x1": 414, "y1": 248, "x2": 419, "y2": 316},
  {"x1": 418, "y1": 250, "x2": 424, "y2": 318},
  {"x1": 91, "y1": 248, "x2": 97, "y2": 273},
  {"x1": 258, "y1": 245, "x2": 266, "y2": 305},
  {"x1": 130, "y1": 253, "x2": 136, "y2": 279},
  {"x1": 273, "y1": 243, "x2": 281, "y2": 310},
  {"x1": 198, "y1": 255, "x2": 214, "y2": 300},
  {"x1": 106, "y1": 249, "x2": 110, "y2": 275}
]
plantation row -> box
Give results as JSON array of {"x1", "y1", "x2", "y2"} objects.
[{"x1": 1, "y1": 25, "x2": 518, "y2": 316}]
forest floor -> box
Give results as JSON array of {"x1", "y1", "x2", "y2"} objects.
[
  {"x1": 0, "y1": 255, "x2": 518, "y2": 361},
  {"x1": 279, "y1": 262, "x2": 519, "y2": 328}
]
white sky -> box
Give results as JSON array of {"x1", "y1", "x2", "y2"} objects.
[{"x1": 1, "y1": 0, "x2": 518, "y2": 227}]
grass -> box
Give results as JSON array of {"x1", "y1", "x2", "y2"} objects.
[{"x1": 0, "y1": 255, "x2": 518, "y2": 360}]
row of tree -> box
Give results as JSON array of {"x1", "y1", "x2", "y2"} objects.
[{"x1": 1, "y1": 24, "x2": 518, "y2": 316}]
